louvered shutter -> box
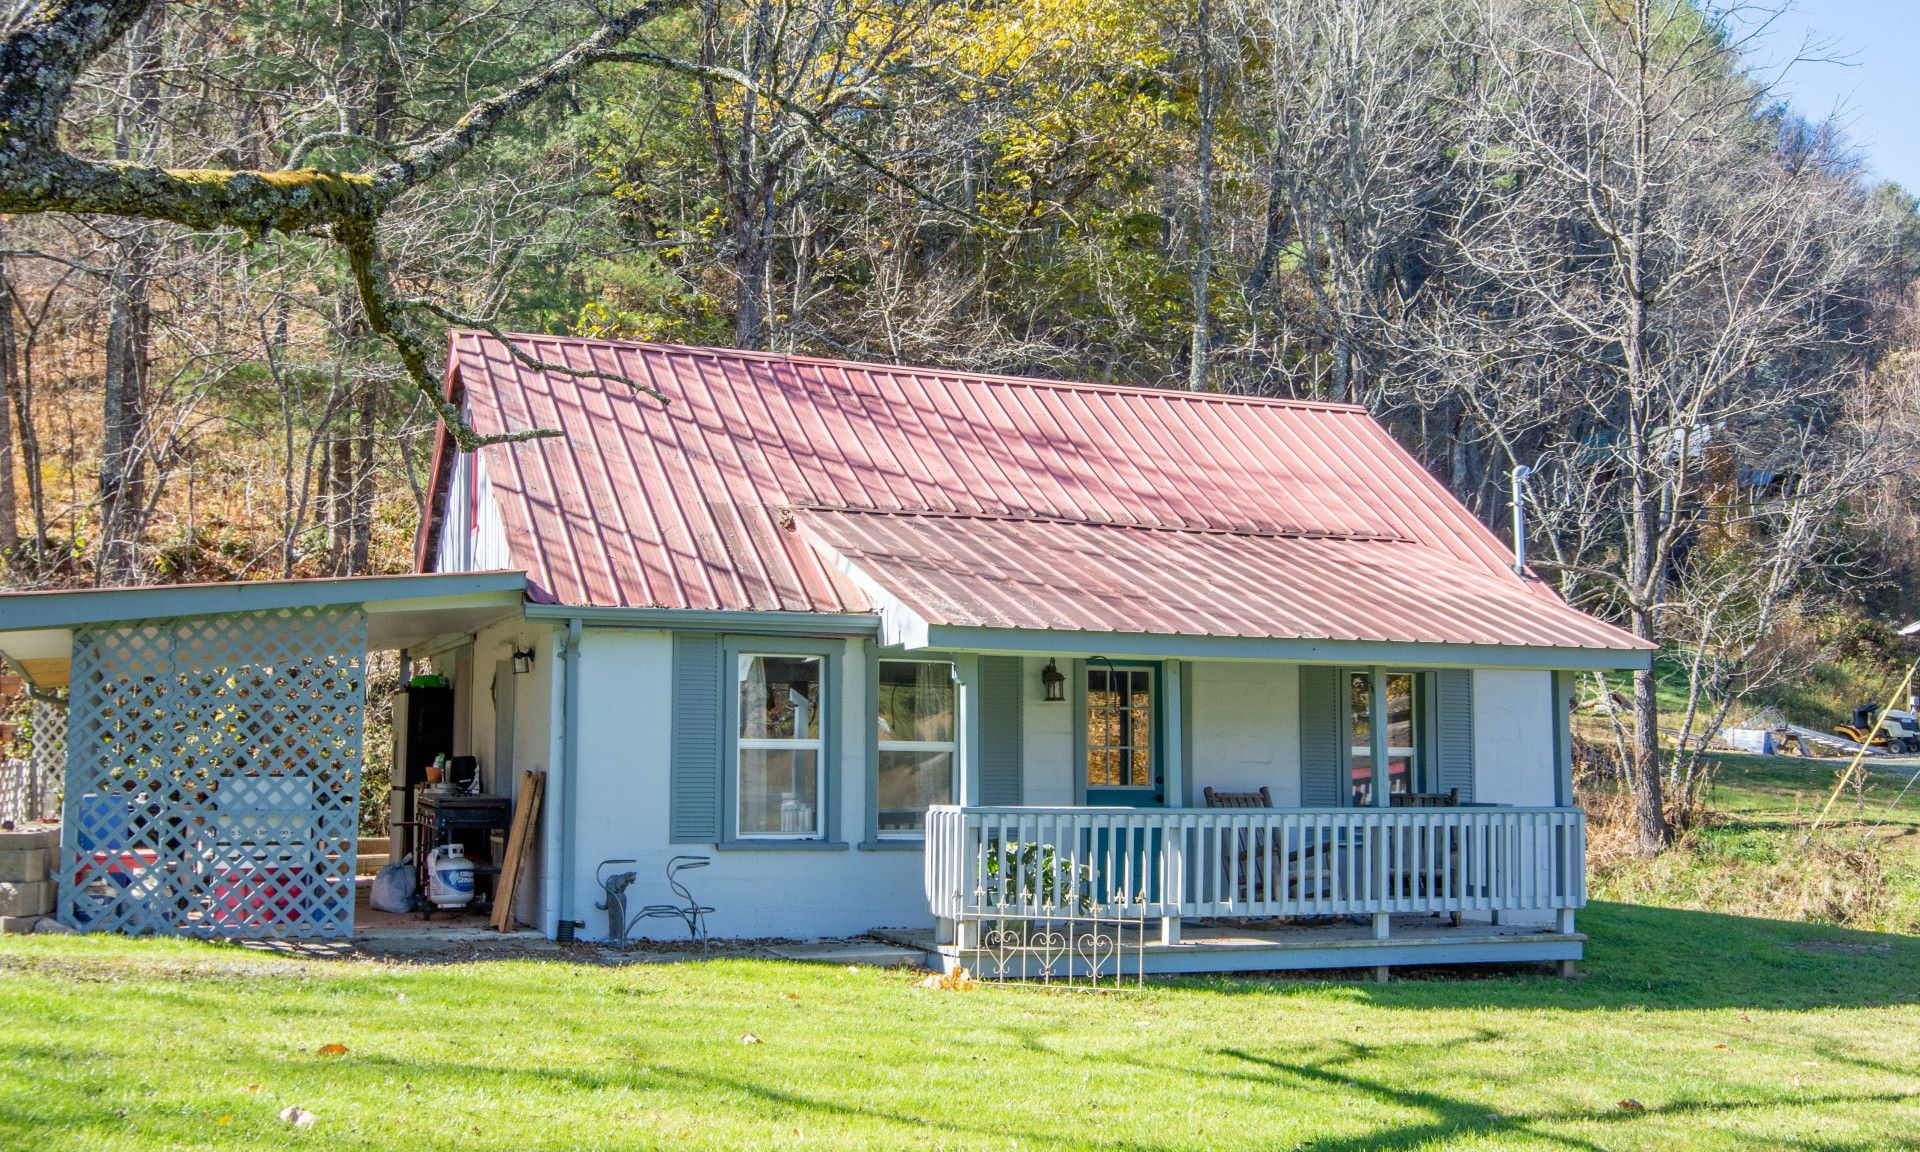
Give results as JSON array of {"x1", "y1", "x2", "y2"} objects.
[
  {"x1": 670, "y1": 633, "x2": 724, "y2": 842},
  {"x1": 977, "y1": 656, "x2": 1024, "y2": 805},
  {"x1": 1298, "y1": 665, "x2": 1343, "y2": 806},
  {"x1": 1433, "y1": 669, "x2": 1475, "y2": 801}
]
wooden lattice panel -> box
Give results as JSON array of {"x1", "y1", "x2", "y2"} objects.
[{"x1": 58, "y1": 606, "x2": 366, "y2": 939}]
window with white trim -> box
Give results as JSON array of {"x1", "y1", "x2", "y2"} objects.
[
  {"x1": 875, "y1": 660, "x2": 956, "y2": 837},
  {"x1": 737, "y1": 654, "x2": 824, "y2": 838}
]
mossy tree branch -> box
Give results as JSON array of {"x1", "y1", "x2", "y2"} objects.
[{"x1": 0, "y1": 0, "x2": 683, "y2": 443}]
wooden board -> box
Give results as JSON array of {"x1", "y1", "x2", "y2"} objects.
[{"x1": 491, "y1": 769, "x2": 545, "y2": 932}]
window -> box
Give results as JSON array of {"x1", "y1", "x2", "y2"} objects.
[
  {"x1": 875, "y1": 660, "x2": 956, "y2": 837},
  {"x1": 1348, "y1": 670, "x2": 1420, "y2": 806},
  {"x1": 737, "y1": 654, "x2": 823, "y2": 838},
  {"x1": 1087, "y1": 665, "x2": 1155, "y2": 789}
]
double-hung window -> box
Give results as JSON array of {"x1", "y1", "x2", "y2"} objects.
[
  {"x1": 737, "y1": 654, "x2": 824, "y2": 838},
  {"x1": 875, "y1": 660, "x2": 956, "y2": 837}
]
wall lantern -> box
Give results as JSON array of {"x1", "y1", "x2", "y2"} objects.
[
  {"x1": 1041, "y1": 658, "x2": 1066, "y2": 702},
  {"x1": 512, "y1": 647, "x2": 536, "y2": 675}
]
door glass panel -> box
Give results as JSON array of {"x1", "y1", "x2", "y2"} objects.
[
  {"x1": 1386, "y1": 673, "x2": 1416, "y2": 796},
  {"x1": 1348, "y1": 672, "x2": 1374, "y2": 806},
  {"x1": 1087, "y1": 667, "x2": 1154, "y2": 788}
]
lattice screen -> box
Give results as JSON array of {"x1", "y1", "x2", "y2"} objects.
[
  {"x1": 58, "y1": 606, "x2": 366, "y2": 939},
  {"x1": 1, "y1": 698, "x2": 67, "y2": 823}
]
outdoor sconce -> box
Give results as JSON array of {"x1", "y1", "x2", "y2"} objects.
[
  {"x1": 1041, "y1": 658, "x2": 1066, "y2": 702},
  {"x1": 512, "y1": 647, "x2": 536, "y2": 675}
]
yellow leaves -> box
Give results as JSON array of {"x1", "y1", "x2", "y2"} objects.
[{"x1": 317, "y1": 1042, "x2": 348, "y2": 1055}]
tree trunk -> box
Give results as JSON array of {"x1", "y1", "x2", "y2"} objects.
[
  {"x1": 1186, "y1": 0, "x2": 1217, "y2": 392},
  {"x1": 0, "y1": 245, "x2": 19, "y2": 556},
  {"x1": 348, "y1": 381, "x2": 376, "y2": 574},
  {"x1": 96, "y1": 3, "x2": 164, "y2": 584},
  {"x1": 733, "y1": 226, "x2": 771, "y2": 350},
  {"x1": 98, "y1": 226, "x2": 153, "y2": 582}
]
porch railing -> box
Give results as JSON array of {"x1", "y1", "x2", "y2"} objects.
[{"x1": 924, "y1": 805, "x2": 1585, "y2": 923}]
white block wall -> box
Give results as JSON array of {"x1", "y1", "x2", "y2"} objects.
[
  {"x1": 1471, "y1": 669, "x2": 1557, "y2": 807},
  {"x1": 1189, "y1": 661, "x2": 1301, "y2": 805},
  {"x1": 559, "y1": 629, "x2": 927, "y2": 941}
]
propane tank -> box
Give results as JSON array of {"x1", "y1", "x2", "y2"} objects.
[{"x1": 427, "y1": 843, "x2": 475, "y2": 909}]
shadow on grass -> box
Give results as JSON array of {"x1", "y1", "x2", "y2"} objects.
[
  {"x1": 1201, "y1": 1043, "x2": 1914, "y2": 1152},
  {"x1": 1167, "y1": 901, "x2": 1920, "y2": 1012}
]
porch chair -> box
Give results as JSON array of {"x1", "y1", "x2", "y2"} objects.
[
  {"x1": 1201, "y1": 787, "x2": 1331, "y2": 907},
  {"x1": 1389, "y1": 788, "x2": 1462, "y2": 925}
]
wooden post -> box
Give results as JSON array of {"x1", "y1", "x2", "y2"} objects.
[
  {"x1": 1372, "y1": 912, "x2": 1390, "y2": 940},
  {"x1": 1372, "y1": 965, "x2": 1391, "y2": 984}
]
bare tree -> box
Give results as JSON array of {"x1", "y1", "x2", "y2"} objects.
[
  {"x1": 1437, "y1": 0, "x2": 1901, "y2": 850},
  {"x1": 1236, "y1": 0, "x2": 1455, "y2": 402}
]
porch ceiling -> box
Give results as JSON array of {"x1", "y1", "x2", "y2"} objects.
[{"x1": 0, "y1": 571, "x2": 527, "y2": 688}]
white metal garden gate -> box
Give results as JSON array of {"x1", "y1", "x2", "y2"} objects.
[{"x1": 57, "y1": 605, "x2": 367, "y2": 939}]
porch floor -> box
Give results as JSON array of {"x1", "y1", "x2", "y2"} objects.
[{"x1": 873, "y1": 913, "x2": 1584, "y2": 977}]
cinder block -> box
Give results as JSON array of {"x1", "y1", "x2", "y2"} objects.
[
  {"x1": 0, "y1": 914, "x2": 38, "y2": 934},
  {"x1": 0, "y1": 848, "x2": 50, "y2": 883},
  {"x1": 0, "y1": 827, "x2": 57, "y2": 851},
  {"x1": 0, "y1": 880, "x2": 53, "y2": 918}
]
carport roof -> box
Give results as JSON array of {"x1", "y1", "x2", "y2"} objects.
[{"x1": 0, "y1": 571, "x2": 526, "y2": 688}]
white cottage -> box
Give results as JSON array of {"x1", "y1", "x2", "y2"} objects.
[{"x1": 0, "y1": 332, "x2": 1649, "y2": 977}]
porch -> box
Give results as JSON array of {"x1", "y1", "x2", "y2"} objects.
[{"x1": 918, "y1": 803, "x2": 1585, "y2": 978}]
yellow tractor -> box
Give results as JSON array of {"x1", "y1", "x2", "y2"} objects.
[{"x1": 1835, "y1": 702, "x2": 1920, "y2": 754}]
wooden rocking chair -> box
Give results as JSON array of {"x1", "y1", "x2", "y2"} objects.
[{"x1": 1202, "y1": 786, "x2": 1331, "y2": 906}]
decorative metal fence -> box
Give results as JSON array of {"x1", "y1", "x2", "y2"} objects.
[
  {"x1": 57, "y1": 606, "x2": 367, "y2": 939},
  {"x1": 956, "y1": 898, "x2": 1149, "y2": 989}
]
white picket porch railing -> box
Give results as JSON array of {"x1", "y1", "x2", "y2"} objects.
[{"x1": 924, "y1": 804, "x2": 1585, "y2": 924}]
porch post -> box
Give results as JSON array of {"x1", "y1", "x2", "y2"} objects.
[{"x1": 1369, "y1": 668, "x2": 1391, "y2": 941}]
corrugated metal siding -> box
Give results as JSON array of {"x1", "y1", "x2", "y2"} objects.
[
  {"x1": 794, "y1": 509, "x2": 1635, "y2": 651},
  {"x1": 433, "y1": 331, "x2": 1647, "y2": 654},
  {"x1": 435, "y1": 449, "x2": 513, "y2": 574}
]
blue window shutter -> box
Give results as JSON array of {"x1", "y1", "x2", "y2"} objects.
[
  {"x1": 670, "y1": 633, "x2": 724, "y2": 842},
  {"x1": 1298, "y1": 666, "x2": 1342, "y2": 806},
  {"x1": 1434, "y1": 669, "x2": 1475, "y2": 801},
  {"x1": 977, "y1": 656, "x2": 1024, "y2": 805}
]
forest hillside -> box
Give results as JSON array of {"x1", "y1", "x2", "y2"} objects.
[{"x1": 6, "y1": 0, "x2": 1920, "y2": 844}]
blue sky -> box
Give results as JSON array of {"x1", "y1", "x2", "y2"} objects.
[{"x1": 1733, "y1": 2, "x2": 1920, "y2": 190}]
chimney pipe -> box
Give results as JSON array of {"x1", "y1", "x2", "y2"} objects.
[{"x1": 1511, "y1": 465, "x2": 1534, "y2": 576}]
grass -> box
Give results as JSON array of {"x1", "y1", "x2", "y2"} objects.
[
  {"x1": 3, "y1": 905, "x2": 1920, "y2": 1152},
  {"x1": 6, "y1": 754, "x2": 1920, "y2": 1151},
  {"x1": 1587, "y1": 753, "x2": 1920, "y2": 936}
]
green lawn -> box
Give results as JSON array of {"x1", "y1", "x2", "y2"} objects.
[
  {"x1": 7, "y1": 753, "x2": 1920, "y2": 1151},
  {"x1": 4, "y1": 901, "x2": 1920, "y2": 1151}
]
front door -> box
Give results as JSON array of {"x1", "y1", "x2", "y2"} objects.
[{"x1": 1084, "y1": 663, "x2": 1164, "y2": 807}]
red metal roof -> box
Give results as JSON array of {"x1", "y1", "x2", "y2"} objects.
[{"x1": 428, "y1": 331, "x2": 1647, "y2": 653}]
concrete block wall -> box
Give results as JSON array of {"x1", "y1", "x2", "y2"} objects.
[{"x1": 0, "y1": 825, "x2": 57, "y2": 929}]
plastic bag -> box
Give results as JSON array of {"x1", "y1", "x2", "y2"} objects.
[{"x1": 370, "y1": 854, "x2": 416, "y2": 913}]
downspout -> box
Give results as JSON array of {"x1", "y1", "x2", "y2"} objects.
[{"x1": 556, "y1": 617, "x2": 584, "y2": 938}]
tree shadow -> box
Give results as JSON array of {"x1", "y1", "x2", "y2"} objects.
[
  {"x1": 1200, "y1": 1042, "x2": 1914, "y2": 1152},
  {"x1": 1166, "y1": 902, "x2": 1920, "y2": 1012}
]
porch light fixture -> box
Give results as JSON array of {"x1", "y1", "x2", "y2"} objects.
[
  {"x1": 512, "y1": 647, "x2": 536, "y2": 675},
  {"x1": 1041, "y1": 658, "x2": 1066, "y2": 702}
]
